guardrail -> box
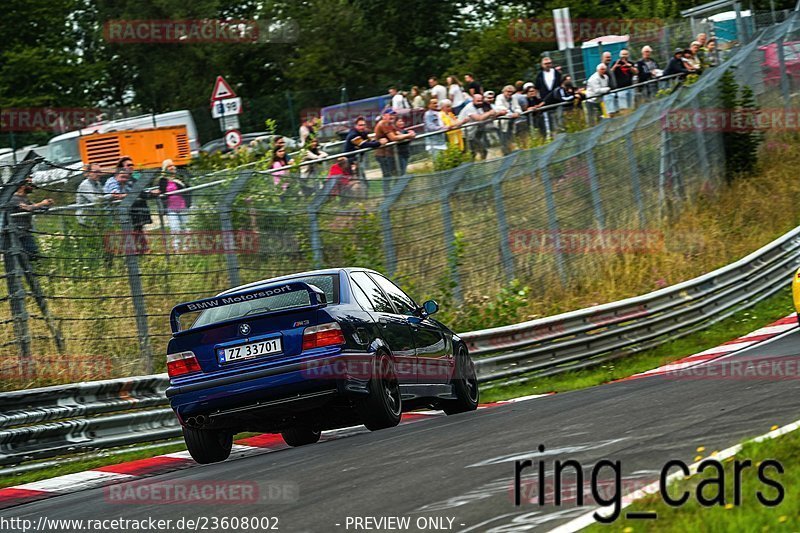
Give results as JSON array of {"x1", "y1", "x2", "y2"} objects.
[{"x1": 1, "y1": 222, "x2": 798, "y2": 471}]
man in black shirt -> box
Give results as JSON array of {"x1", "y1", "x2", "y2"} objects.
[
  {"x1": 465, "y1": 73, "x2": 483, "y2": 97},
  {"x1": 610, "y1": 49, "x2": 638, "y2": 115},
  {"x1": 8, "y1": 177, "x2": 54, "y2": 260}
]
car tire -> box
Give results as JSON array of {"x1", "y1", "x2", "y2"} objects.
[
  {"x1": 443, "y1": 345, "x2": 479, "y2": 415},
  {"x1": 281, "y1": 427, "x2": 322, "y2": 447},
  {"x1": 182, "y1": 426, "x2": 233, "y2": 464},
  {"x1": 357, "y1": 352, "x2": 402, "y2": 431}
]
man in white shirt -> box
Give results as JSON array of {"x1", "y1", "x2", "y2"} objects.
[
  {"x1": 458, "y1": 92, "x2": 506, "y2": 160},
  {"x1": 428, "y1": 76, "x2": 448, "y2": 103},
  {"x1": 389, "y1": 86, "x2": 410, "y2": 110},
  {"x1": 586, "y1": 63, "x2": 611, "y2": 125},
  {"x1": 75, "y1": 163, "x2": 105, "y2": 226},
  {"x1": 494, "y1": 85, "x2": 522, "y2": 154}
]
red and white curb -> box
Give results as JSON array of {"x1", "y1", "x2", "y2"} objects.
[
  {"x1": 0, "y1": 396, "x2": 548, "y2": 511},
  {"x1": 617, "y1": 313, "x2": 798, "y2": 382}
]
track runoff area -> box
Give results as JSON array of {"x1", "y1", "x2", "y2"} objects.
[{"x1": 1, "y1": 315, "x2": 799, "y2": 532}]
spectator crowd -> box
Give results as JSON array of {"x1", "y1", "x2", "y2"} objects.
[{"x1": 8, "y1": 33, "x2": 723, "y2": 258}]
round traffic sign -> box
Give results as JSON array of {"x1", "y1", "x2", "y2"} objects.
[{"x1": 225, "y1": 129, "x2": 242, "y2": 150}]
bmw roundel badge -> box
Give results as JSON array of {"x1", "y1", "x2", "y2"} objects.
[{"x1": 239, "y1": 323, "x2": 251, "y2": 336}]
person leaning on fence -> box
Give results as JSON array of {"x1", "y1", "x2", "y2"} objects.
[
  {"x1": 664, "y1": 48, "x2": 691, "y2": 78},
  {"x1": 439, "y1": 99, "x2": 465, "y2": 151},
  {"x1": 394, "y1": 116, "x2": 412, "y2": 176},
  {"x1": 344, "y1": 116, "x2": 384, "y2": 164},
  {"x1": 586, "y1": 63, "x2": 611, "y2": 125},
  {"x1": 550, "y1": 76, "x2": 583, "y2": 131},
  {"x1": 300, "y1": 137, "x2": 329, "y2": 193},
  {"x1": 424, "y1": 98, "x2": 447, "y2": 158},
  {"x1": 459, "y1": 93, "x2": 505, "y2": 160},
  {"x1": 495, "y1": 85, "x2": 522, "y2": 155},
  {"x1": 8, "y1": 176, "x2": 54, "y2": 260},
  {"x1": 158, "y1": 159, "x2": 190, "y2": 252},
  {"x1": 75, "y1": 163, "x2": 104, "y2": 227},
  {"x1": 104, "y1": 157, "x2": 154, "y2": 255},
  {"x1": 636, "y1": 46, "x2": 661, "y2": 99},
  {"x1": 374, "y1": 107, "x2": 416, "y2": 179}
]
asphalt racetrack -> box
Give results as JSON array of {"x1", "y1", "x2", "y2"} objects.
[{"x1": 3, "y1": 327, "x2": 800, "y2": 532}]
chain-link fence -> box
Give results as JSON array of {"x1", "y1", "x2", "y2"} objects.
[{"x1": 1, "y1": 12, "x2": 798, "y2": 388}]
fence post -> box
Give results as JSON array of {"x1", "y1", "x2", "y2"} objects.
[
  {"x1": 691, "y1": 100, "x2": 711, "y2": 180},
  {"x1": 118, "y1": 175, "x2": 155, "y2": 374},
  {"x1": 440, "y1": 165, "x2": 472, "y2": 302},
  {"x1": 777, "y1": 36, "x2": 791, "y2": 110},
  {"x1": 491, "y1": 153, "x2": 521, "y2": 282},
  {"x1": 0, "y1": 157, "x2": 39, "y2": 378},
  {"x1": 583, "y1": 123, "x2": 609, "y2": 230},
  {"x1": 379, "y1": 174, "x2": 415, "y2": 277},
  {"x1": 535, "y1": 136, "x2": 568, "y2": 285},
  {"x1": 219, "y1": 170, "x2": 254, "y2": 287},
  {"x1": 617, "y1": 105, "x2": 650, "y2": 228},
  {"x1": 307, "y1": 175, "x2": 339, "y2": 269},
  {"x1": 625, "y1": 138, "x2": 646, "y2": 228}
]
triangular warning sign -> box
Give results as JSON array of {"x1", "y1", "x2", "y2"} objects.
[{"x1": 211, "y1": 76, "x2": 236, "y2": 100}]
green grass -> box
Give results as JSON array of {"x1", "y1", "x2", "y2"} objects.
[
  {"x1": 0, "y1": 432, "x2": 258, "y2": 489},
  {"x1": 480, "y1": 286, "x2": 795, "y2": 403},
  {"x1": 589, "y1": 423, "x2": 800, "y2": 532},
  {"x1": 0, "y1": 442, "x2": 187, "y2": 489}
]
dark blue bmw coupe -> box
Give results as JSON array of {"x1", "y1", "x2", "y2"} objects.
[{"x1": 166, "y1": 268, "x2": 479, "y2": 463}]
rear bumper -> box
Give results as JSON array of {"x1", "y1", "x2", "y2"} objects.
[{"x1": 167, "y1": 351, "x2": 375, "y2": 422}]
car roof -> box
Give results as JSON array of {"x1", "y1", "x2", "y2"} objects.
[{"x1": 217, "y1": 267, "x2": 379, "y2": 296}]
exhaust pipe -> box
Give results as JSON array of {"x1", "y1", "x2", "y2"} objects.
[{"x1": 185, "y1": 415, "x2": 208, "y2": 428}]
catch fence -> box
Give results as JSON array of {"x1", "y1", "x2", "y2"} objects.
[{"x1": 0, "y1": 12, "x2": 798, "y2": 385}]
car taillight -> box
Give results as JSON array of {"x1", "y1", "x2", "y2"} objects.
[
  {"x1": 302, "y1": 322, "x2": 346, "y2": 350},
  {"x1": 167, "y1": 351, "x2": 201, "y2": 377}
]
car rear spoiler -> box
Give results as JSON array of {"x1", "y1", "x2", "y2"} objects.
[{"x1": 169, "y1": 281, "x2": 327, "y2": 333}]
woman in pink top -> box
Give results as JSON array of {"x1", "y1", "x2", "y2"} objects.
[
  {"x1": 270, "y1": 146, "x2": 293, "y2": 192},
  {"x1": 159, "y1": 159, "x2": 190, "y2": 251}
]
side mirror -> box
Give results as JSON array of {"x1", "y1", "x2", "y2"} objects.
[{"x1": 422, "y1": 299, "x2": 439, "y2": 316}]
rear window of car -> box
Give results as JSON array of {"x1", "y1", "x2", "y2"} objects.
[{"x1": 191, "y1": 274, "x2": 338, "y2": 328}]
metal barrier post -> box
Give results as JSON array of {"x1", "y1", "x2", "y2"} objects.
[
  {"x1": 583, "y1": 123, "x2": 609, "y2": 230},
  {"x1": 219, "y1": 171, "x2": 254, "y2": 287},
  {"x1": 0, "y1": 157, "x2": 40, "y2": 377},
  {"x1": 440, "y1": 165, "x2": 472, "y2": 302},
  {"x1": 379, "y1": 174, "x2": 415, "y2": 277},
  {"x1": 118, "y1": 176, "x2": 155, "y2": 374},
  {"x1": 777, "y1": 36, "x2": 791, "y2": 109},
  {"x1": 307, "y1": 175, "x2": 339, "y2": 269},
  {"x1": 691, "y1": 99, "x2": 711, "y2": 179},
  {"x1": 492, "y1": 153, "x2": 521, "y2": 282},
  {"x1": 536, "y1": 136, "x2": 568, "y2": 285},
  {"x1": 626, "y1": 137, "x2": 646, "y2": 227}
]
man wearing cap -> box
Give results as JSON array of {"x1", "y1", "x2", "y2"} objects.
[
  {"x1": 373, "y1": 107, "x2": 416, "y2": 181},
  {"x1": 664, "y1": 48, "x2": 690, "y2": 78},
  {"x1": 8, "y1": 177, "x2": 54, "y2": 260}
]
